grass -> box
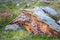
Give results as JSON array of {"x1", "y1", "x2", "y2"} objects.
[{"x1": 0, "y1": 29, "x2": 60, "y2": 40}]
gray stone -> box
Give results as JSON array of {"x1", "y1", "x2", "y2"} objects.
[
  {"x1": 40, "y1": 6, "x2": 58, "y2": 16},
  {"x1": 33, "y1": 7, "x2": 60, "y2": 32},
  {"x1": 5, "y1": 24, "x2": 19, "y2": 31}
]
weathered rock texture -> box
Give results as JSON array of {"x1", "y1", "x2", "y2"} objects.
[{"x1": 5, "y1": 7, "x2": 60, "y2": 36}]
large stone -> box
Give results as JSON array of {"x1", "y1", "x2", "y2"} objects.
[
  {"x1": 22, "y1": 8, "x2": 60, "y2": 36},
  {"x1": 5, "y1": 6, "x2": 60, "y2": 36}
]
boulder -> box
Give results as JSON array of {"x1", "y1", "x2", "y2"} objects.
[
  {"x1": 22, "y1": 9, "x2": 60, "y2": 36},
  {"x1": 5, "y1": 7, "x2": 60, "y2": 36}
]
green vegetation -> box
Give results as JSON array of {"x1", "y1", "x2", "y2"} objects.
[
  {"x1": 51, "y1": 0, "x2": 60, "y2": 10},
  {"x1": 29, "y1": 1, "x2": 42, "y2": 8},
  {"x1": 0, "y1": 30, "x2": 60, "y2": 40}
]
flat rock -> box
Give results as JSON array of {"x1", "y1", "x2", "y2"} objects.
[{"x1": 5, "y1": 24, "x2": 20, "y2": 31}]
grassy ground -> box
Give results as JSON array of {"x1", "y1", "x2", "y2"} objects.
[
  {"x1": 0, "y1": 29, "x2": 60, "y2": 40},
  {"x1": 0, "y1": 1, "x2": 60, "y2": 40}
]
